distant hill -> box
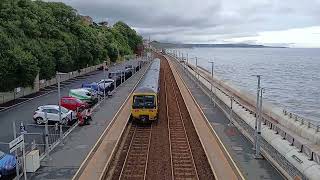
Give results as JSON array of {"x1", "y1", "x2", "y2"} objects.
[{"x1": 150, "y1": 41, "x2": 285, "y2": 49}]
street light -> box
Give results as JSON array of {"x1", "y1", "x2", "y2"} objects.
[
  {"x1": 56, "y1": 72, "x2": 66, "y2": 140},
  {"x1": 195, "y1": 57, "x2": 199, "y2": 80},
  {"x1": 103, "y1": 61, "x2": 106, "y2": 100},
  {"x1": 255, "y1": 87, "x2": 264, "y2": 159},
  {"x1": 208, "y1": 60, "x2": 216, "y2": 107},
  {"x1": 186, "y1": 53, "x2": 189, "y2": 68},
  {"x1": 253, "y1": 74, "x2": 263, "y2": 159}
]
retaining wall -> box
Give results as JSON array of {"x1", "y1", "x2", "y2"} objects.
[{"x1": 0, "y1": 63, "x2": 104, "y2": 104}]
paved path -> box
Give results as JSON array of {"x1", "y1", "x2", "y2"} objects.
[{"x1": 170, "y1": 57, "x2": 284, "y2": 180}]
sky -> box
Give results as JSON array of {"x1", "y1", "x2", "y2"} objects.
[{"x1": 50, "y1": 0, "x2": 320, "y2": 47}]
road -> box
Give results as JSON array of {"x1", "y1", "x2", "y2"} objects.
[{"x1": 0, "y1": 60, "x2": 140, "y2": 152}]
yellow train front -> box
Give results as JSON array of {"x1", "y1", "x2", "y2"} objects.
[{"x1": 131, "y1": 58, "x2": 160, "y2": 122}]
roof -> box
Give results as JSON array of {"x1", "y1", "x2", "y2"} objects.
[
  {"x1": 39, "y1": 105, "x2": 59, "y2": 109},
  {"x1": 70, "y1": 88, "x2": 90, "y2": 93},
  {"x1": 134, "y1": 58, "x2": 160, "y2": 94}
]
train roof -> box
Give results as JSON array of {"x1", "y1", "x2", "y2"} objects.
[{"x1": 134, "y1": 58, "x2": 160, "y2": 94}]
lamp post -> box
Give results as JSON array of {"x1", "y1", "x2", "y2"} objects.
[
  {"x1": 103, "y1": 61, "x2": 106, "y2": 100},
  {"x1": 253, "y1": 75, "x2": 263, "y2": 159},
  {"x1": 255, "y1": 87, "x2": 264, "y2": 159},
  {"x1": 195, "y1": 57, "x2": 199, "y2": 80},
  {"x1": 229, "y1": 96, "x2": 234, "y2": 125},
  {"x1": 56, "y1": 72, "x2": 66, "y2": 139},
  {"x1": 208, "y1": 60, "x2": 215, "y2": 107},
  {"x1": 186, "y1": 53, "x2": 189, "y2": 69}
]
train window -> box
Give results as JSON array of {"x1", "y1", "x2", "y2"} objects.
[
  {"x1": 144, "y1": 95, "x2": 155, "y2": 108},
  {"x1": 133, "y1": 95, "x2": 155, "y2": 109}
]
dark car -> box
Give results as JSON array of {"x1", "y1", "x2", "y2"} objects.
[
  {"x1": 124, "y1": 65, "x2": 134, "y2": 78},
  {"x1": 0, "y1": 151, "x2": 16, "y2": 177}
]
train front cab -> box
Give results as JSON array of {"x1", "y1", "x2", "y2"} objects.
[{"x1": 131, "y1": 93, "x2": 158, "y2": 122}]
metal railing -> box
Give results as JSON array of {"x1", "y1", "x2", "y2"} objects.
[{"x1": 169, "y1": 52, "x2": 320, "y2": 165}]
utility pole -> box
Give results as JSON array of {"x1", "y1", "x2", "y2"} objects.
[
  {"x1": 255, "y1": 87, "x2": 264, "y2": 159},
  {"x1": 254, "y1": 75, "x2": 261, "y2": 147},
  {"x1": 253, "y1": 75, "x2": 263, "y2": 158},
  {"x1": 13, "y1": 122, "x2": 19, "y2": 179},
  {"x1": 195, "y1": 57, "x2": 199, "y2": 80},
  {"x1": 186, "y1": 53, "x2": 189, "y2": 68},
  {"x1": 229, "y1": 96, "x2": 234, "y2": 125},
  {"x1": 208, "y1": 60, "x2": 215, "y2": 107},
  {"x1": 56, "y1": 72, "x2": 66, "y2": 141},
  {"x1": 57, "y1": 72, "x2": 62, "y2": 126},
  {"x1": 103, "y1": 61, "x2": 106, "y2": 100}
]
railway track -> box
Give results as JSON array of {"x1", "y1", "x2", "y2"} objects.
[
  {"x1": 103, "y1": 54, "x2": 214, "y2": 180},
  {"x1": 119, "y1": 124, "x2": 152, "y2": 180},
  {"x1": 165, "y1": 60, "x2": 199, "y2": 179}
]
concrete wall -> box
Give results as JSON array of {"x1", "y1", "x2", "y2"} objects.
[
  {"x1": 170, "y1": 55, "x2": 320, "y2": 180},
  {"x1": 0, "y1": 63, "x2": 104, "y2": 104}
]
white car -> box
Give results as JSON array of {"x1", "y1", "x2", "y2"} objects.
[{"x1": 33, "y1": 105, "x2": 74, "y2": 125}]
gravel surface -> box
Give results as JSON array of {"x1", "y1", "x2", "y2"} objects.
[{"x1": 145, "y1": 53, "x2": 172, "y2": 180}]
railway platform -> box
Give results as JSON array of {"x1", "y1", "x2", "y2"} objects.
[
  {"x1": 73, "y1": 53, "x2": 248, "y2": 180},
  {"x1": 168, "y1": 55, "x2": 283, "y2": 180}
]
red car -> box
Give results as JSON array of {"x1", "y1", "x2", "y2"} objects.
[{"x1": 60, "y1": 96, "x2": 88, "y2": 111}]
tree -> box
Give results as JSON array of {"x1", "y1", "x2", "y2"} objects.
[{"x1": 0, "y1": 0, "x2": 142, "y2": 91}]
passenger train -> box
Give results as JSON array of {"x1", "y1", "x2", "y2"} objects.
[{"x1": 131, "y1": 58, "x2": 160, "y2": 122}]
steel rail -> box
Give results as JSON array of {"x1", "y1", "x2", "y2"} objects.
[
  {"x1": 119, "y1": 124, "x2": 152, "y2": 180},
  {"x1": 165, "y1": 59, "x2": 199, "y2": 180}
]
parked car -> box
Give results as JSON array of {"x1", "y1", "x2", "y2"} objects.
[
  {"x1": 81, "y1": 82, "x2": 104, "y2": 96},
  {"x1": 98, "y1": 79, "x2": 115, "y2": 92},
  {"x1": 61, "y1": 96, "x2": 88, "y2": 111},
  {"x1": 108, "y1": 70, "x2": 123, "y2": 81},
  {"x1": 124, "y1": 65, "x2": 134, "y2": 77},
  {"x1": 69, "y1": 88, "x2": 98, "y2": 105},
  {"x1": 33, "y1": 105, "x2": 74, "y2": 125},
  {"x1": 0, "y1": 151, "x2": 16, "y2": 177}
]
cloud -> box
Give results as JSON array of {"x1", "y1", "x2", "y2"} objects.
[{"x1": 49, "y1": 0, "x2": 320, "y2": 47}]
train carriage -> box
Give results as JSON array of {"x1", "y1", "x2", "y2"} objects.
[{"x1": 131, "y1": 58, "x2": 161, "y2": 122}]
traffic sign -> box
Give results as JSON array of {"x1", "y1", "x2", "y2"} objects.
[{"x1": 9, "y1": 135, "x2": 24, "y2": 153}]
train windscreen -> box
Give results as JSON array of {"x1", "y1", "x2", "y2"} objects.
[{"x1": 132, "y1": 95, "x2": 155, "y2": 109}]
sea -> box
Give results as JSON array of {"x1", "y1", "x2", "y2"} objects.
[{"x1": 174, "y1": 48, "x2": 320, "y2": 123}]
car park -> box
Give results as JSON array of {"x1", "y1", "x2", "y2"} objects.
[
  {"x1": 61, "y1": 96, "x2": 88, "y2": 111},
  {"x1": 69, "y1": 88, "x2": 98, "y2": 105},
  {"x1": 0, "y1": 151, "x2": 16, "y2": 177},
  {"x1": 33, "y1": 105, "x2": 74, "y2": 125}
]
